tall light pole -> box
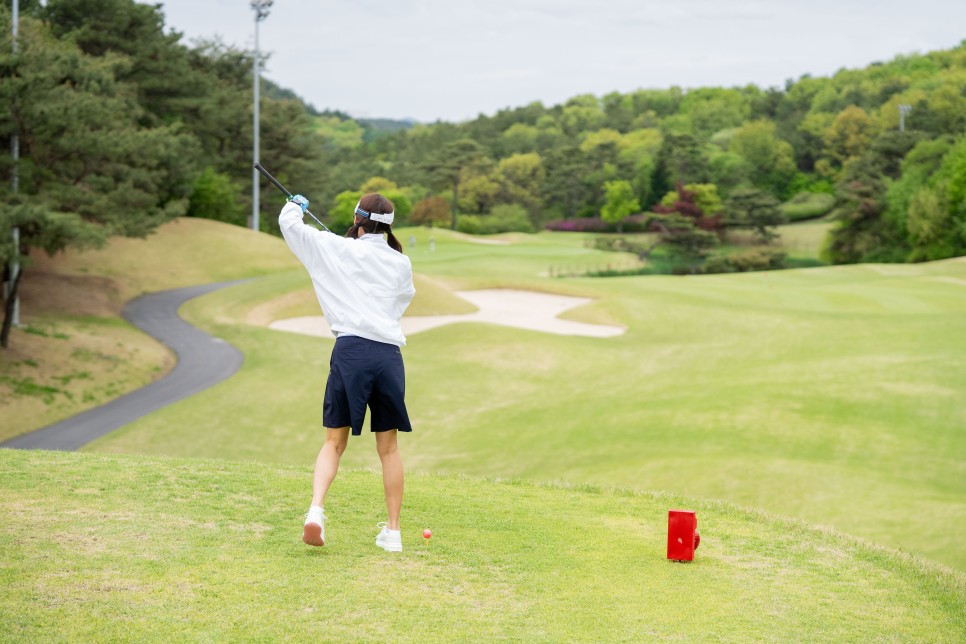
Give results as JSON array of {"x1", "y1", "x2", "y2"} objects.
[
  {"x1": 899, "y1": 104, "x2": 912, "y2": 133},
  {"x1": 250, "y1": 0, "x2": 272, "y2": 232},
  {"x1": 6, "y1": 0, "x2": 19, "y2": 327}
]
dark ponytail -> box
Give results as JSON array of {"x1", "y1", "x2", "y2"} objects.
[
  {"x1": 385, "y1": 229, "x2": 403, "y2": 253},
  {"x1": 345, "y1": 193, "x2": 404, "y2": 254}
]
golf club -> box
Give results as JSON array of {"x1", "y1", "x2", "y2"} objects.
[{"x1": 253, "y1": 162, "x2": 331, "y2": 232}]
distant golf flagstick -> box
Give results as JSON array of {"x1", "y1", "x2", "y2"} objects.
[{"x1": 253, "y1": 162, "x2": 331, "y2": 232}]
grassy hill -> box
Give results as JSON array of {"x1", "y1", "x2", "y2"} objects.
[
  {"x1": 2, "y1": 449, "x2": 963, "y2": 641},
  {"x1": 81, "y1": 226, "x2": 966, "y2": 572},
  {"x1": 5, "y1": 221, "x2": 965, "y2": 578},
  {"x1": 0, "y1": 218, "x2": 299, "y2": 442}
]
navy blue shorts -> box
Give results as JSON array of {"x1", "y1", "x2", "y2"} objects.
[{"x1": 323, "y1": 335, "x2": 412, "y2": 436}]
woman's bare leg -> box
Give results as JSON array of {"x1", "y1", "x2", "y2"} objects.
[
  {"x1": 375, "y1": 430, "x2": 403, "y2": 530},
  {"x1": 312, "y1": 427, "x2": 350, "y2": 507}
]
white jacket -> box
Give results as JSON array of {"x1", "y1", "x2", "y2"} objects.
[{"x1": 278, "y1": 202, "x2": 416, "y2": 346}]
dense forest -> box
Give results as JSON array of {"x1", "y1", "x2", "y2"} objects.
[
  {"x1": 316, "y1": 43, "x2": 966, "y2": 268},
  {"x1": 2, "y1": 0, "x2": 966, "y2": 288}
]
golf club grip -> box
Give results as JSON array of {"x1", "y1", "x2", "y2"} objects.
[
  {"x1": 254, "y1": 162, "x2": 331, "y2": 232},
  {"x1": 253, "y1": 162, "x2": 293, "y2": 198}
]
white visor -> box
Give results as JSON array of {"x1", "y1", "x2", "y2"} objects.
[{"x1": 355, "y1": 201, "x2": 394, "y2": 226}]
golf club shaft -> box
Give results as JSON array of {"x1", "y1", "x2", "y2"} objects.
[{"x1": 253, "y1": 162, "x2": 331, "y2": 232}]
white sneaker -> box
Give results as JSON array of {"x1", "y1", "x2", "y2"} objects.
[
  {"x1": 375, "y1": 522, "x2": 402, "y2": 552},
  {"x1": 303, "y1": 506, "x2": 325, "y2": 547}
]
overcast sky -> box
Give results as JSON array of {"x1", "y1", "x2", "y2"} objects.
[{"x1": 155, "y1": 0, "x2": 966, "y2": 123}]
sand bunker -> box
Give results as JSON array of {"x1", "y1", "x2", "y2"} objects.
[{"x1": 269, "y1": 289, "x2": 625, "y2": 339}]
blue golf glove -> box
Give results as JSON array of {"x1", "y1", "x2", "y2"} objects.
[{"x1": 290, "y1": 194, "x2": 309, "y2": 213}]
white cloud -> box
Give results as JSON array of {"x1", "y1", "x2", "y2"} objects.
[{"x1": 156, "y1": 0, "x2": 966, "y2": 122}]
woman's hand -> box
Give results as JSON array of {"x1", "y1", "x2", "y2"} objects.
[{"x1": 290, "y1": 194, "x2": 309, "y2": 213}]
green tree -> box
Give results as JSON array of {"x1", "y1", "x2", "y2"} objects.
[
  {"x1": 42, "y1": 0, "x2": 200, "y2": 125},
  {"x1": 0, "y1": 15, "x2": 194, "y2": 346},
  {"x1": 329, "y1": 190, "x2": 362, "y2": 231},
  {"x1": 794, "y1": 111, "x2": 835, "y2": 171},
  {"x1": 422, "y1": 139, "x2": 486, "y2": 229},
  {"x1": 256, "y1": 97, "x2": 329, "y2": 233},
  {"x1": 660, "y1": 183, "x2": 723, "y2": 218},
  {"x1": 906, "y1": 186, "x2": 952, "y2": 260},
  {"x1": 931, "y1": 134, "x2": 966, "y2": 258},
  {"x1": 580, "y1": 129, "x2": 623, "y2": 213},
  {"x1": 823, "y1": 105, "x2": 878, "y2": 167},
  {"x1": 679, "y1": 88, "x2": 751, "y2": 139},
  {"x1": 729, "y1": 119, "x2": 797, "y2": 197},
  {"x1": 707, "y1": 147, "x2": 748, "y2": 195},
  {"x1": 600, "y1": 180, "x2": 640, "y2": 233},
  {"x1": 654, "y1": 132, "x2": 708, "y2": 197},
  {"x1": 386, "y1": 191, "x2": 412, "y2": 225},
  {"x1": 187, "y1": 168, "x2": 244, "y2": 225},
  {"x1": 410, "y1": 196, "x2": 450, "y2": 227},
  {"x1": 500, "y1": 123, "x2": 538, "y2": 155},
  {"x1": 925, "y1": 73, "x2": 966, "y2": 134},
  {"x1": 459, "y1": 168, "x2": 502, "y2": 215},
  {"x1": 498, "y1": 153, "x2": 545, "y2": 222},
  {"x1": 725, "y1": 188, "x2": 786, "y2": 242},
  {"x1": 314, "y1": 115, "x2": 365, "y2": 151},
  {"x1": 41, "y1": 0, "x2": 328, "y2": 231},
  {"x1": 560, "y1": 94, "x2": 605, "y2": 135},
  {"x1": 660, "y1": 226, "x2": 719, "y2": 273},
  {"x1": 618, "y1": 129, "x2": 662, "y2": 207},
  {"x1": 360, "y1": 177, "x2": 398, "y2": 194},
  {"x1": 648, "y1": 184, "x2": 722, "y2": 273},
  {"x1": 542, "y1": 145, "x2": 586, "y2": 219},
  {"x1": 882, "y1": 136, "x2": 953, "y2": 237},
  {"x1": 824, "y1": 156, "x2": 893, "y2": 263}
]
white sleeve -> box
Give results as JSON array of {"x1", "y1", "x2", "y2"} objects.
[{"x1": 278, "y1": 201, "x2": 332, "y2": 268}]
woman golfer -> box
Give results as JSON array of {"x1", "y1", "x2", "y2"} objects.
[{"x1": 279, "y1": 192, "x2": 415, "y2": 552}]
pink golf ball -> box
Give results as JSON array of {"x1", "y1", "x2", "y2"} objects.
[{"x1": 423, "y1": 529, "x2": 432, "y2": 539}]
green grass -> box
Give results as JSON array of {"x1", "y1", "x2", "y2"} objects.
[
  {"x1": 34, "y1": 217, "x2": 299, "y2": 300},
  {"x1": 0, "y1": 316, "x2": 172, "y2": 442},
  {"x1": 6, "y1": 221, "x2": 966, "y2": 638},
  {"x1": 87, "y1": 237, "x2": 966, "y2": 571},
  {"x1": 776, "y1": 219, "x2": 833, "y2": 260},
  {"x1": 2, "y1": 449, "x2": 963, "y2": 641}
]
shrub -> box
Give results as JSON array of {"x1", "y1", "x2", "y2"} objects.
[
  {"x1": 780, "y1": 192, "x2": 836, "y2": 222},
  {"x1": 545, "y1": 215, "x2": 653, "y2": 233},
  {"x1": 456, "y1": 215, "x2": 484, "y2": 234},
  {"x1": 489, "y1": 204, "x2": 534, "y2": 233},
  {"x1": 329, "y1": 190, "x2": 362, "y2": 231},
  {"x1": 587, "y1": 236, "x2": 657, "y2": 259},
  {"x1": 705, "y1": 247, "x2": 787, "y2": 273},
  {"x1": 188, "y1": 168, "x2": 244, "y2": 225},
  {"x1": 786, "y1": 173, "x2": 836, "y2": 197},
  {"x1": 457, "y1": 204, "x2": 535, "y2": 235},
  {"x1": 411, "y1": 196, "x2": 451, "y2": 227}
]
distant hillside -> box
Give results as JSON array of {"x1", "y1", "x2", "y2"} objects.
[
  {"x1": 301, "y1": 41, "x2": 966, "y2": 267},
  {"x1": 357, "y1": 116, "x2": 417, "y2": 134}
]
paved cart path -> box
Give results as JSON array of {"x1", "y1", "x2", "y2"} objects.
[{"x1": 2, "y1": 281, "x2": 245, "y2": 451}]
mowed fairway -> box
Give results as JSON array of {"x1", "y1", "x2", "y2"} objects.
[
  {"x1": 86, "y1": 227, "x2": 966, "y2": 572},
  {"x1": 2, "y1": 450, "x2": 964, "y2": 641}
]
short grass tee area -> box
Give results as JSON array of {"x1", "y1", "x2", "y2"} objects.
[{"x1": 2, "y1": 450, "x2": 964, "y2": 641}]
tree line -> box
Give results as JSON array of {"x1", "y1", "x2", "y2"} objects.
[
  {"x1": 317, "y1": 42, "x2": 966, "y2": 268},
  {"x1": 2, "y1": 0, "x2": 966, "y2": 343},
  {"x1": 0, "y1": 0, "x2": 327, "y2": 345}
]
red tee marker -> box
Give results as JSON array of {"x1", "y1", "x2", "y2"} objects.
[{"x1": 667, "y1": 510, "x2": 698, "y2": 562}]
